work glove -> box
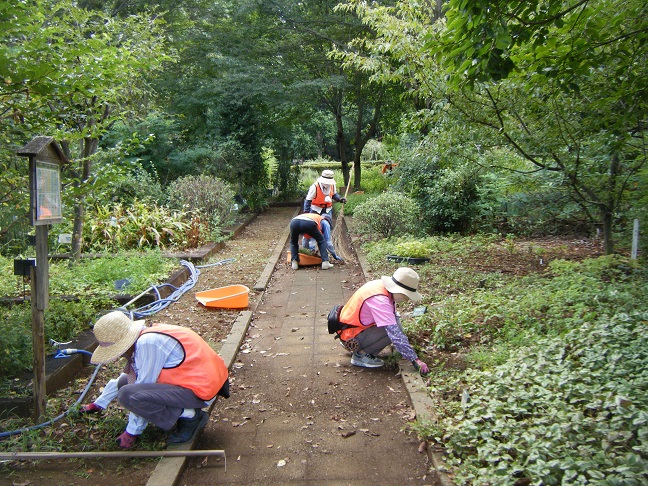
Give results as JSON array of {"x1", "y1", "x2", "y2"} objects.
[
  {"x1": 79, "y1": 402, "x2": 103, "y2": 414},
  {"x1": 116, "y1": 430, "x2": 138, "y2": 450},
  {"x1": 412, "y1": 358, "x2": 430, "y2": 376},
  {"x1": 333, "y1": 255, "x2": 345, "y2": 262},
  {"x1": 340, "y1": 197, "x2": 347, "y2": 204}
]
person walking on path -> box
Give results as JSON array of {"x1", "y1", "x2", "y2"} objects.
[
  {"x1": 333, "y1": 267, "x2": 430, "y2": 373},
  {"x1": 289, "y1": 212, "x2": 334, "y2": 270},
  {"x1": 82, "y1": 311, "x2": 230, "y2": 449},
  {"x1": 303, "y1": 169, "x2": 347, "y2": 216}
]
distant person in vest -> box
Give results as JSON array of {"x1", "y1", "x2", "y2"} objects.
[
  {"x1": 304, "y1": 169, "x2": 347, "y2": 216},
  {"x1": 81, "y1": 311, "x2": 230, "y2": 449},
  {"x1": 289, "y1": 212, "x2": 334, "y2": 270},
  {"x1": 337, "y1": 267, "x2": 430, "y2": 373},
  {"x1": 302, "y1": 214, "x2": 344, "y2": 262}
]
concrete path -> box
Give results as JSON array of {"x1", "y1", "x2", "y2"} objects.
[{"x1": 178, "y1": 239, "x2": 432, "y2": 484}]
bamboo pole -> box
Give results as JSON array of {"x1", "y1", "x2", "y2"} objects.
[{"x1": 0, "y1": 450, "x2": 225, "y2": 461}]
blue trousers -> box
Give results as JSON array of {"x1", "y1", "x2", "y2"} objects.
[{"x1": 289, "y1": 219, "x2": 329, "y2": 262}]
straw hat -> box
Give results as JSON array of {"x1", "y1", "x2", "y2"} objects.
[
  {"x1": 90, "y1": 311, "x2": 145, "y2": 364},
  {"x1": 382, "y1": 267, "x2": 422, "y2": 302}
]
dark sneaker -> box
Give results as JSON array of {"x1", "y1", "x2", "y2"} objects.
[
  {"x1": 167, "y1": 410, "x2": 209, "y2": 445},
  {"x1": 351, "y1": 352, "x2": 384, "y2": 368}
]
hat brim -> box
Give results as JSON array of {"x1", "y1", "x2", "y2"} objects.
[
  {"x1": 90, "y1": 320, "x2": 144, "y2": 364},
  {"x1": 317, "y1": 177, "x2": 335, "y2": 185},
  {"x1": 382, "y1": 275, "x2": 422, "y2": 302}
]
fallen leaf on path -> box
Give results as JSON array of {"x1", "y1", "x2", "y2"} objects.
[
  {"x1": 341, "y1": 430, "x2": 356, "y2": 438},
  {"x1": 277, "y1": 459, "x2": 287, "y2": 467},
  {"x1": 418, "y1": 441, "x2": 428, "y2": 453}
]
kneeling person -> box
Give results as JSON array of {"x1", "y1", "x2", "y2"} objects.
[
  {"x1": 83, "y1": 311, "x2": 230, "y2": 449},
  {"x1": 337, "y1": 267, "x2": 429, "y2": 374}
]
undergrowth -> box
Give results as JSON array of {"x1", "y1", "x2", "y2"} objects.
[{"x1": 362, "y1": 233, "x2": 647, "y2": 484}]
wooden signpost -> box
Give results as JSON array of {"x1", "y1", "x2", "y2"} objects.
[{"x1": 17, "y1": 136, "x2": 67, "y2": 422}]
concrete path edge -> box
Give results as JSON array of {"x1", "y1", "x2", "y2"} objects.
[{"x1": 146, "y1": 208, "x2": 454, "y2": 486}]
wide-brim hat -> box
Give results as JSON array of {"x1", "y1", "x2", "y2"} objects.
[
  {"x1": 382, "y1": 267, "x2": 422, "y2": 302},
  {"x1": 318, "y1": 169, "x2": 335, "y2": 185},
  {"x1": 90, "y1": 311, "x2": 145, "y2": 364}
]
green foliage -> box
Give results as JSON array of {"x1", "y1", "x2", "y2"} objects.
[
  {"x1": 275, "y1": 158, "x2": 302, "y2": 199},
  {"x1": 84, "y1": 201, "x2": 192, "y2": 252},
  {"x1": 166, "y1": 175, "x2": 237, "y2": 229},
  {"x1": 341, "y1": 192, "x2": 372, "y2": 216},
  {"x1": 392, "y1": 240, "x2": 432, "y2": 258},
  {"x1": 352, "y1": 192, "x2": 422, "y2": 238},
  {"x1": 442, "y1": 313, "x2": 648, "y2": 485},
  {"x1": 416, "y1": 255, "x2": 646, "y2": 351},
  {"x1": 0, "y1": 299, "x2": 108, "y2": 378},
  {"x1": 358, "y1": 164, "x2": 392, "y2": 194},
  {"x1": 48, "y1": 251, "x2": 177, "y2": 300}
]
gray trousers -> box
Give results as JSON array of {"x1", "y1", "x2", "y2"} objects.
[
  {"x1": 118, "y1": 383, "x2": 207, "y2": 431},
  {"x1": 355, "y1": 325, "x2": 392, "y2": 355}
]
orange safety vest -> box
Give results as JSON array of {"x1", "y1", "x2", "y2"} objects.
[
  {"x1": 338, "y1": 280, "x2": 391, "y2": 341},
  {"x1": 294, "y1": 213, "x2": 323, "y2": 236},
  {"x1": 141, "y1": 324, "x2": 228, "y2": 401},
  {"x1": 312, "y1": 183, "x2": 334, "y2": 209}
]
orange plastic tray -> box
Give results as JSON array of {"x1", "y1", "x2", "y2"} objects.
[
  {"x1": 286, "y1": 251, "x2": 322, "y2": 266},
  {"x1": 195, "y1": 284, "x2": 250, "y2": 308}
]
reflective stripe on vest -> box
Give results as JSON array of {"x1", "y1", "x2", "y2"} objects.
[
  {"x1": 141, "y1": 324, "x2": 228, "y2": 401},
  {"x1": 312, "y1": 183, "x2": 334, "y2": 208},
  {"x1": 338, "y1": 280, "x2": 391, "y2": 341}
]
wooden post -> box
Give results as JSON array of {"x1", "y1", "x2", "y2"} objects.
[
  {"x1": 30, "y1": 226, "x2": 48, "y2": 423},
  {"x1": 17, "y1": 136, "x2": 65, "y2": 423}
]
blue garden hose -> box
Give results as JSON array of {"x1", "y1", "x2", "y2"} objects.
[
  {"x1": 0, "y1": 258, "x2": 236, "y2": 439},
  {"x1": 0, "y1": 352, "x2": 102, "y2": 439}
]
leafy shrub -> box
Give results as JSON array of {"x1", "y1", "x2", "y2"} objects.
[
  {"x1": 442, "y1": 312, "x2": 648, "y2": 485},
  {"x1": 85, "y1": 201, "x2": 191, "y2": 252},
  {"x1": 341, "y1": 192, "x2": 372, "y2": 216},
  {"x1": 0, "y1": 299, "x2": 108, "y2": 379},
  {"x1": 166, "y1": 175, "x2": 236, "y2": 229},
  {"x1": 352, "y1": 192, "x2": 422, "y2": 238},
  {"x1": 49, "y1": 251, "x2": 177, "y2": 299},
  {"x1": 393, "y1": 240, "x2": 432, "y2": 258},
  {"x1": 358, "y1": 164, "x2": 392, "y2": 193}
]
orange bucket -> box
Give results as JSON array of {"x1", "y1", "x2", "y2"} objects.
[
  {"x1": 287, "y1": 251, "x2": 322, "y2": 266},
  {"x1": 195, "y1": 285, "x2": 250, "y2": 308}
]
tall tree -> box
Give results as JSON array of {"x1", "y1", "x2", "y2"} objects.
[
  {"x1": 1, "y1": 0, "x2": 171, "y2": 258},
  {"x1": 338, "y1": 0, "x2": 647, "y2": 252}
]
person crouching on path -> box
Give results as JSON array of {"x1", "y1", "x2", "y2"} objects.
[
  {"x1": 81, "y1": 311, "x2": 230, "y2": 449},
  {"x1": 303, "y1": 169, "x2": 347, "y2": 216},
  {"x1": 336, "y1": 267, "x2": 430, "y2": 373},
  {"x1": 289, "y1": 212, "x2": 333, "y2": 270}
]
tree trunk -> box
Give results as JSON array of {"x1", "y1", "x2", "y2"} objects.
[
  {"x1": 601, "y1": 207, "x2": 614, "y2": 255},
  {"x1": 71, "y1": 136, "x2": 97, "y2": 260},
  {"x1": 335, "y1": 110, "x2": 350, "y2": 185}
]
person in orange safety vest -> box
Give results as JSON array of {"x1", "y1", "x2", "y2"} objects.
[
  {"x1": 81, "y1": 311, "x2": 230, "y2": 450},
  {"x1": 303, "y1": 169, "x2": 347, "y2": 216},
  {"x1": 289, "y1": 212, "x2": 334, "y2": 270},
  {"x1": 335, "y1": 267, "x2": 430, "y2": 374}
]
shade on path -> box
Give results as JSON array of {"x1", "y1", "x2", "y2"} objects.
[{"x1": 179, "y1": 231, "x2": 432, "y2": 485}]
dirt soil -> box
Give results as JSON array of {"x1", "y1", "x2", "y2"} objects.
[{"x1": 0, "y1": 206, "x2": 606, "y2": 486}]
